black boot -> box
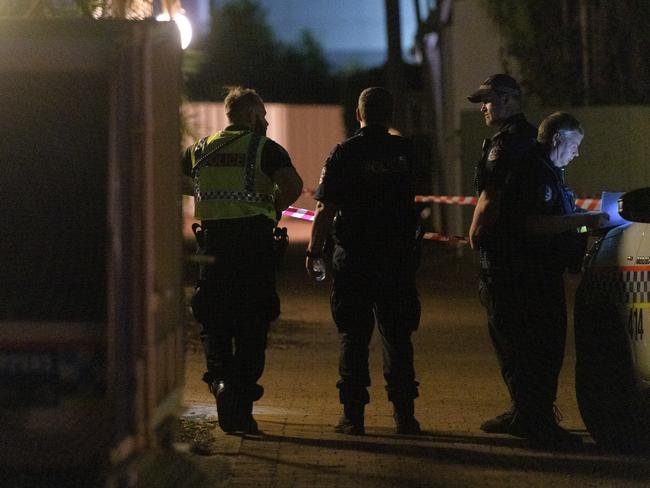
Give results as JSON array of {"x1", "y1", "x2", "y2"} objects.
[
  {"x1": 237, "y1": 400, "x2": 260, "y2": 435},
  {"x1": 335, "y1": 402, "x2": 365, "y2": 435},
  {"x1": 393, "y1": 399, "x2": 421, "y2": 435},
  {"x1": 480, "y1": 407, "x2": 516, "y2": 434},
  {"x1": 209, "y1": 381, "x2": 241, "y2": 433},
  {"x1": 521, "y1": 407, "x2": 583, "y2": 449}
]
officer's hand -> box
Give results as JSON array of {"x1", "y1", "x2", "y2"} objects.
[
  {"x1": 468, "y1": 223, "x2": 480, "y2": 251},
  {"x1": 305, "y1": 256, "x2": 315, "y2": 277},
  {"x1": 306, "y1": 255, "x2": 327, "y2": 281},
  {"x1": 584, "y1": 211, "x2": 610, "y2": 229}
]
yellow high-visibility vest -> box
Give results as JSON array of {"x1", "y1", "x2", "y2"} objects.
[{"x1": 189, "y1": 130, "x2": 277, "y2": 221}]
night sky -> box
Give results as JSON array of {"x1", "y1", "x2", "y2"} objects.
[{"x1": 181, "y1": 0, "x2": 419, "y2": 68}]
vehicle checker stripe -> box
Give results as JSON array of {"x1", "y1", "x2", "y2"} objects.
[{"x1": 584, "y1": 266, "x2": 650, "y2": 304}]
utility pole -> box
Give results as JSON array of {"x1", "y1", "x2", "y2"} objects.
[
  {"x1": 385, "y1": 0, "x2": 408, "y2": 133},
  {"x1": 578, "y1": 0, "x2": 590, "y2": 105}
]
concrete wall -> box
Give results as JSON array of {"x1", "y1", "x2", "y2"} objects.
[
  {"x1": 442, "y1": 1, "x2": 649, "y2": 236},
  {"x1": 437, "y1": 0, "x2": 515, "y2": 237}
]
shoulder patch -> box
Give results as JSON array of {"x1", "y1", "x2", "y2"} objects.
[
  {"x1": 487, "y1": 145, "x2": 501, "y2": 161},
  {"x1": 542, "y1": 184, "x2": 553, "y2": 203}
]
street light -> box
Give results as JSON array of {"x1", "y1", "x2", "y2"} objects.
[{"x1": 156, "y1": 9, "x2": 192, "y2": 50}]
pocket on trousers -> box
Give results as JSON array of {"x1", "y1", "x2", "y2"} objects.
[
  {"x1": 190, "y1": 284, "x2": 215, "y2": 324},
  {"x1": 478, "y1": 278, "x2": 494, "y2": 314}
]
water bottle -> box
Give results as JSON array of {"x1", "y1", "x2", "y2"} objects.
[{"x1": 312, "y1": 257, "x2": 327, "y2": 282}]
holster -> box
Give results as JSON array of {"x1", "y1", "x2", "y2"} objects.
[
  {"x1": 192, "y1": 223, "x2": 206, "y2": 248},
  {"x1": 273, "y1": 226, "x2": 288, "y2": 258}
]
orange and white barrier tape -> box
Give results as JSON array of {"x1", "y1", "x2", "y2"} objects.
[
  {"x1": 283, "y1": 206, "x2": 315, "y2": 221},
  {"x1": 575, "y1": 198, "x2": 601, "y2": 211},
  {"x1": 415, "y1": 195, "x2": 478, "y2": 205},
  {"x1": 285, "y1": 194, "x2": 602, "y2": 241},
  {"x1": 299, "y1": 192, "x2": 601, "y2": 211},
  {"x1": 414, "y1": 194, "x2": 601, "y2": 210},
  {"x1": 282, "y1": 207, "x2": 468, "y2": 244},
  {"x1": 422, "y1": 233, "x2": 468, "y2": 244}
]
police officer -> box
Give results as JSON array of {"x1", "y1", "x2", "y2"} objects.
[
  {"x1": 469, "y1": 79, "x2": 609, "y2": 444},
  {"x1": 513, "y1": 112, "x2": 608, "y2": 444},
  {"x1": 306, "y1": 87, "x2": 421, "y2": 435},
  {"x1": 466, "y1": 74, "x2": 539, "y2": 436},
  {"x1": 183, "y1": 86, "x2": 302, "y2": 434}
]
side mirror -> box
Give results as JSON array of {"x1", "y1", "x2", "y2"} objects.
[{"x1": 618, "y1": 187, "x2": 650, "y2": 223}]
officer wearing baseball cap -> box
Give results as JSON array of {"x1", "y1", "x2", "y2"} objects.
[
  {"x1": 467, "y1": 74, "x2": 546, "y2": 441},
  {"x1": 467, "y1": 73, "x2": 524, "y2": 103}
]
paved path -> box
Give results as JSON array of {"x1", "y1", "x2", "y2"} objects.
[{"x1": 178, "y1": 233, "x2": 650, "y2": 487}]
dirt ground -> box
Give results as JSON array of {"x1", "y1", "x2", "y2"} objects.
[{"x1": 175, "y1": 219, "x2": 650, "y2": 488}]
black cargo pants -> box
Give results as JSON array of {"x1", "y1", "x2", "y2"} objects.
[
  {"x1": 479, "y1": 262, "x2": 567, "y2": 420},
  {"x1": 331, "y1": 246, "x2": 421, "y2": 405},
  {"x1": 191, "y1": 216, "x2": 279, "y2": 401}
]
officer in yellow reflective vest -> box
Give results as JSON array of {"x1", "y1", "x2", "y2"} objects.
[{"x1": 182, "y1": 87, "x2": 302, "y2": 434}]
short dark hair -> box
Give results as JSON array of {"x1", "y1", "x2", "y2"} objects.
[
  {"x1": 537, "y1": 111, "x2": 584, "y2": 147},
  {"x1": 224, "y1": 86, "x2": 264, "y2": 124},
  {"x1": 358, "y1": 87, "x2": 393, "y2": 125}
]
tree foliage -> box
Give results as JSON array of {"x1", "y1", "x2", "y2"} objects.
[
  {"x1": 0, "y1": 0, "x2": 152, "y2": 18},
  {"x1": 185, "y1": 0, "x2": 339, "y2": 103},
  {"x1": 482, "y1": 0, "x2": 650, "y2": 105}
]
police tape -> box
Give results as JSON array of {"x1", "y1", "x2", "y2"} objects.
[
  {"x1": 575, "y1": 198, "x2": 601, "y2": 211},
  {"x1": 422, "y1": 233, "x2": 468, "y2": 244},
  {"x1": 415, "y1": 195, "x2": 478, "y2": 205},
  {"x1": 283, "y1": 206, "x2": 316, "y2": 221},
  {"x1": 281, "y1": 207, "x2": 468, "y2": 244},
  {"x1": 284, "y1": 194, "x2": 602, "y2": 241},
  {"x1": 293, "y1": 194, "x2": 602, "y2": 212},
  {"x1": 414, "y1": 194, "x2": 601, "y2": 210}
]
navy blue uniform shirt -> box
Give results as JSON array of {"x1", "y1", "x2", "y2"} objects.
[
  {"x1": 314, "y1": 125, "x2": 417, "y2": 256},
  {"x1": 474, "y1": 113, "x2": 537, "y2": 261},
  {"x1": 520, "y1": 144, "x2": 584, "y2": 271}
]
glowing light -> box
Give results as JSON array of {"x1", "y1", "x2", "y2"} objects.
[
  {"x1": 601, "y1": 191, "x2": 630, "y2": 227},
  {"x1": 157, "y1": 10, "x2": 192, "y2": 50}
]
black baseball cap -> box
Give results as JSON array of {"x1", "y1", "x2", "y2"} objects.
[{"x1": 467, "y1": 74, "x2": 521, "y2": 103}]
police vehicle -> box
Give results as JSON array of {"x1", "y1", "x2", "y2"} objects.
[{"x1": 574, "y1": 187, "x2": 650, "y2": 451}]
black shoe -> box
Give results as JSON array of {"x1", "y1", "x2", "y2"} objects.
[
  {"x1": 335, "y1": 402, "x2": 365, "y2": 435},
  {"x1": 395, "y1": 416, "x2": 421, "y2": 435},
  {"x1": 526, "y1": 420, "x2": 582, "y2": 448},
  {"x1": 480, "y1": 411, "x2": 532, "y2": 438},
  {"x1": 335, "y1": 416, "x2": 365, "y2": 435},
  {"x1": 392, "y1": 399, "x2": 422, "y2": 435},
  {"x1": 238, "y1": 414, "x2": 260, "y2": 435},
  {"x1": 480, "y1": 410, "x2": 516, "y2": 433},
  {"x1": 236, "y1": 400, "x2": 261, "y2": 435},
  {"x1": 210, "y1": 381, "x2": 240, "y2": 433}
]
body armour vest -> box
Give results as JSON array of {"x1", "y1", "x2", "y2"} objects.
[{"x1": 189, "y1": 130, "x2": 277, "y2": 221}]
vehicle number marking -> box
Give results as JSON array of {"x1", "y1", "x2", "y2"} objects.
[{"x1": 628, "y1": 307, "x2": 644, "y2": 342}]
